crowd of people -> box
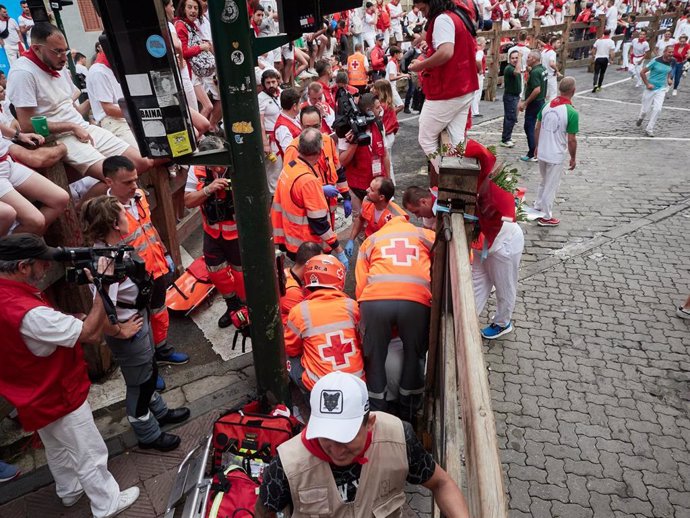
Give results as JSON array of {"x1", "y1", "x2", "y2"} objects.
[{"x1": 0, "y1": 0, "x2": 687, "y2": 515}]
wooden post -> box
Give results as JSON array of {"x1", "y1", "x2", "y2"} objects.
[
  {"x1": 146, "y1": 166, "x2": 183, "y2": 271},
  {"x1": 561, "y1": 16, "x2": 573, "y2": 74},
  {"x1": 486, "y1": 23, "x2": 501, "y2": 102}
]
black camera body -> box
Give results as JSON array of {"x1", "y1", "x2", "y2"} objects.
[
  {"x1": 201, "y1": 169, "x2": 235, "y2": 225},
  {"x1": 333, "y1": 88, "x2": 376, "y2": 147},
  {"x1": 56, "y1": 245, "x2": 145, "y2": 287}
]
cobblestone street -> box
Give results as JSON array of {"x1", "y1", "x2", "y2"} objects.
[{"x1": 1, "y1": 68, "x2": 688, "y2": 517}]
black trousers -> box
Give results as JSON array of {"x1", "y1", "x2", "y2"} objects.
[{"x1": 593, "y1": 57, "x2": 609, "y2": 88}]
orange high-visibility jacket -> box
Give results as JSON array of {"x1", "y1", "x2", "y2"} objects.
[
  {"x1": 280, "y1": 267, "x2": 306, "y2": 327},
  {"x1": 347, "y1": 52, "x2": 368, "y2": 86},
  {"x1": 360, "y1": 199, "x2": 406, "y2": 237},
  {"x1": 285, "y1": 289, "x2": 364, "y2": 391},
  {"x1": 355, "y1": 216, "x2": 435, "y2": 306},
  {"x1": 272, "y1": 158, "x2": 338, "y2": 253},
  {"x1": 122, "y1": 189, "x2": 168, "y2": 279},
  {"x1": 193, "y1": 166, "x2": 238, "y2": 241}
]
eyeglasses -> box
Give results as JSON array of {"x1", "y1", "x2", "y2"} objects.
[{"x1": 37, "y1": 44, "x2": 70, "y2": 57}]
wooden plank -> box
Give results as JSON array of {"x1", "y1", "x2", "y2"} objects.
[
  {"x1": 147, "y1": 166, "x2": 183, "y2": 273},
  {"x1": 440, "y1": 313, "x2": 463, "y2": 487},
  {"x1": 176, "y1": 208, "x2": 202, "y2": 244},
  {"x1": 448, "y1": 212, "x2": 507, "y2": 518}
]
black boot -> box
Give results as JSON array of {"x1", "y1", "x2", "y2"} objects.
[
  {"x1": 404, "y1": 105, "x2": 411, "y2": 114},
  {"x1": 157, "y1": 407, "x2": 191, "y2": 426},
  {"x1": 139, "y1": 432, "x2": 181, "y2": 452},
  {"x1": 218, "y1": 296, "x2": 242, "y2": 328}
]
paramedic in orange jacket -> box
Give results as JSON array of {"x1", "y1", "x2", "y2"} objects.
[
  {"x1": 183, "y1": 137, "x2": 246, "y2": 329},
  {"x1": 280, "y1": 241, "x2": 322, "y2": 326},
  {"x1": 284, "y1": 106, "x2": 352, "y2": 228},
  {"x1": 271, "y1": 128, "x2": 349, "y2": 268},
  {"x1": 355, "y1": 215, "x2": 434, "y2": 419},
  {"x1": 344, "y1": 176, "x2": 405, "y2": 257},
  {"x1": 103, "y1": 157, "x2": 189, "y2": 379},
  {"x1": 284, "y1": 255, "x2": 365, "y2": 392}
]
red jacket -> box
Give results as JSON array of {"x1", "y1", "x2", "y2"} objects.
[
  {"x1": 0, "y1": 279, "x2": 90, "y2": 431},
  {"x1": 370, "y1": 45, "x2": 386, "y2": 71}
]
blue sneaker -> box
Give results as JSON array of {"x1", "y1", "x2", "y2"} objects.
[
  {"x1": 0, "y1": 461, "x2": 20, "y2": 483},
  {"x1": 519, "y1": 156, "x2": 538, "y2": 163},
  {"x1": 155, "y1": 350, "x2": 190, "y2": 365},
  {"x1": 481, "y1": 322, "x2": 514, "y2": 340},
  {"x1": 156, "y1": 375, "x2": 166, "y2": 392}
]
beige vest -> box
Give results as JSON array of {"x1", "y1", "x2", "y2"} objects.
[{"x1": 279, "y1": 412, "x2": 408, "y2": 518}]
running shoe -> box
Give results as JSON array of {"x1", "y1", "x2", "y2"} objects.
[
  {"x1": 500, "y1": 140, "x2": 515, "y2": 148},
  {"x1": 672, "y1": 90, "x2": 678, "y2": 96},
  {"x1": 677, "y1": 306, "x2": 690, "y2": 319},
  {"x1": 0, "y1": 461, "x2": 19, "y2": 483},
  {"x1": 156, "y1": 375, "x2": 166, "y2": 392},
  {"x1": 636, "y1": 118, "x2": 643, "y2": 127},
  {"x1": 481, "y1": 322, "x2": 514, "y2": 340},
  {"x1": 645, "y1": 130, "x2": 654, "y2": 137},
  {"x1": 519, "y1": 156, "x2": 537, "y2": 162},
  {"x1": 537, "y1": 217, "x2": 560, "y2": 227},
  {"x1": 155, "y1": 350, "x2": 190, "y2": 365}
]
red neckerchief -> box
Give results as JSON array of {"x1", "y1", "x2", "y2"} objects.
[
  {"x1": 300, "y1": 429, "x2": 373, "y2": 465},
  {"x1": 251, "y1": 19, "x2": 260, "y2": 36},
  {"x1": 550, "y1": 96, "x2": 572, "y2": 108},
  {"x1": 94, "y1": 51, "x2": 110, "y2": 68},
  {"x1": 517, "y1": 43, "x2": 526, "y2": 47},
  {"x1": 24, "y1": 48, "x2": 61, "y2": 78},
  {"x1": 543, "y1": 45, "x2": 554, "y2": 52}
]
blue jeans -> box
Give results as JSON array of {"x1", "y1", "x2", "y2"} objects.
[
  {"x1": 502, "y1": 94, "x2": 519, "y2": 143},
  {"x1": 524, "y1": 99, "x2": 544, "y2": 158},
  {"x1": 672, "y1": 61, "x2": 685, "y2": 90}
]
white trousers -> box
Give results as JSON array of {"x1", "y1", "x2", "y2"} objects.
[
  {"x1": 535, "y1": 159, "x2": 566, "y2": 219},
  {"x1": 385, "y1": 132, "x2": 396, "y2": 185},
  {"x1": 622, "y1": 42, "x2": 632, "y2": 69},
  {"x1": 632, "y1": 58, "x2": 645, "y2": 86},
  {"x1": 472, "y1": 229, "x2": 525, "y2": 327},
  {"x1": 639, "y1": 87, "x2": 667, "y2": 132},
  {"x1": 472, "y1": 74, "x2": 485, "y2": 116},
  {"x1": 418, "y1": 91, "x2": 473, "y2": 177},
  {"x1": 546, "y1": 75, "x2": 558, "y2": 102},
  {"x1": 37, "y1": 400, "x2": 121, "y2": 518}
]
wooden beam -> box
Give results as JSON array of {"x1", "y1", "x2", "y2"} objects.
[
  {"x1": 448, "y1": 212, "x2": 507, "y2": 518},
  {"x1": 147, "y1": 167, "x2": 183, "y2": 273},
  {"x1": 440, "y1": 313, "x2": 463, "y2": 486}
]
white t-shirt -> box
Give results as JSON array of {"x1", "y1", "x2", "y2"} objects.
[
  {"x1": 20, "y1": 306, "x2": 83, "y2": 357},
  {"x1": 1, "y1": 17, "x2": 20, "y2": 48},
  {"x1": 385, "y1": 59, "x2": 399, "y2": 85},
  {"x1": 537, "y1": 103, "x2": 577, "y2": 164},
  {"x1": 432, "y1": 14, "x2": 455, "y2": 49},
  {"x1": 88, "y1": 276, "x2": 139, "y2": 322},
  {"x1": 87, "y1": 62, "x2": 123, "y2": 123},
  {"x1": 656, "y1": 38, "x2": 676, "y2": 55},
  {"x1": 275, "y1": 112, "x2": 300, "y2": 152},
  {"x1": 259, "y1": 0, "x2": 279, "y2": 35},
  {"x1": 198, "y1": 14, "x2": 213, "y2": 41},
  {"x1": 388, "y1": 2, "x2": 403, "y2": 29},
  {"x1": 482, "y1": 0, "x2": 493, "y2": 20},
  {"x1": 507, "y1": 44, "x2": 530, "y2": 69},
  {"x1": 0, "y1": 98, "x2": 15, "y2": 127},
  {"x1": 593, "y1": 37, "x2": 616, "y2": 59},
  {"x1": 8, "y1": 57, "x2": 87, "y2": 128},
  {"x1": 351, "y1": 8, "x2": 364, "y2": 35},
  {"x1": 258, "y1": 90, "x2": 281, "y2": 131},
  {"x1": 18, "y1": 14, "x2": 33, "y2": 45},
  {"x1": 363, "y1": 11, "x2": 376, "y2": 35},
  {"x1": 631, "y1": 38, "x2": 650, "y2": 60},
  {"x1": 541, "y1": 49, "x2": 558, "y2": 75},
  {"x1": 605, "y1": 6, "x2": 618, "y2": 32},
  {"x1": 405, "y1": 10, "x2": 424, "y2": 28},
  {"x1": 75, "y1": 63, "x2": 89, "y2": 79}
]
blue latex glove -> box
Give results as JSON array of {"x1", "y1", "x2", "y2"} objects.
[
  {"x1": 323, "y1": 185, "x2": 339, "y2": 198},
  {"x1": 333, "y1": 250, "x2": 349, "y2": 270},
  {"x1": 165, "y1": 254, "x2": 175, "y2": 273},
  {"x1": 343, "y1": 199, "x2": 352, "y2": 218},
  {"x1": 344, "y1": 240, "x2": 354, "y2": 258}
]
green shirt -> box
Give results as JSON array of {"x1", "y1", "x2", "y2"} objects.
[
  {"x1": 503, "y1": 65, "x2": 522, "y2": 96},
  {"x1": 525, "y1": 64, "x2": 548, "y2": 102}
]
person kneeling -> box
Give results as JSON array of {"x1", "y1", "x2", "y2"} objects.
[{"x1": 81, "y1": 196, "x2": 190, "y2": 452}]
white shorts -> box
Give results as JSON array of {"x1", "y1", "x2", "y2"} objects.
[
  {"x1": 281, "y1": 43, "x2": 294, "y2": 61},
  {"x1": 0, "y1": 158, "x2": 33, "y2": 197},
  {"x1": 391, "y1": 26, "x2": 403, "y2": 42},
  {"x1": 59, "y1": 125, "x2": 131, "y2": 175},
  {"x1": 99, "y1": 116, "x2": 139, "y2": 149},
  {"x1": 202, "y1": 75, "x2": 219, "y2": 101}
]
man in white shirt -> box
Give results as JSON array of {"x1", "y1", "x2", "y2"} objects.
[
  {"x1": 508, "y1": 31, "x2": 531, "y2": 71},
  {"x1": 86, "y1": 57, "x2": 138, "y2": 149},
  {"x1": 592, "y1": 29, "x2": 616, "y2": 91},
  {"x1": 388, "y1": 0, "x2": 404, "y2": 43},
  {"x1": 630, "y1": 30, "x2": 651, "y2": 87},
  {"x1": 8, "y1": 23, "x2": 151, "y2": 183},
  {"x1": 541, "y1": 36, "x2": 561, "y2": 101},
  {"x1": 482, "y1": 0, "x2": 495, "y2": 29},
  {"x1": 362, "y1": 2, "x2": 378, "y2": 50},
  {"x1": 604, "y1": 0, "x2": 618, "y2": 33},
  {"x1": 655, "y1": 29, "x2": 676, "y2": 56},
  {"x1": 18, "y1": 0, "x2": 33, "y2": 48},
  {"x1": 472, "y1": 37, "x2": 486, "y2": 117},
  {"x1": 0, "y1": 5, "x2": 21, "y2": 64},
  {"x1": 258, "y1": 69, "x2": 283, "y2": 192}
]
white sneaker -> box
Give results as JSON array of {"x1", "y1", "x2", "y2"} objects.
[
  {"x1": 62, "y1": 490, "x2": 85, "y2": 507},
  {"x1": 645, "y1": 129, "x2": 654, "y2": 137},
  {"x1": 104, "y1": 487, "x2": 140, "y2": 518},
  {"x1": 672, "y1": 89, "x2": 677, "y2": 96}
]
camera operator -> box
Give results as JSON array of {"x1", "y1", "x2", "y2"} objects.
[
  {"x1": 0, "y1": 233, "x2": 140, "y2": 517},
  {"x1": 337, "y1": 93, "x2": 390, "y2": 222},
  {"x1": 80, "y1": 196, "x2": 191, "y2": 452}
]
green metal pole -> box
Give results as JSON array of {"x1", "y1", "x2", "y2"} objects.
[{"x1": 207, "y1": 0, "x2": 290, "y2": 408}]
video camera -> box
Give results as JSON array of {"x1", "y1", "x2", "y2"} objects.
[
  {"x1": 333, "y1": 87, "x2": 376, "y2": 146},
  {"x1": 54, "y1": 245, "x2": 146, "y2": 287}
]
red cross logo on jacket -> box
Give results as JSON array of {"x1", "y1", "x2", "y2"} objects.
[
  {"x1": 319, "y1": 331, "x2": 356, "y2": 368},
  {"x1": 381, "y1": 238, "x2": 419, "y2": 266}
]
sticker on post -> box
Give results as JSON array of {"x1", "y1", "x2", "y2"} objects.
[
  {"x1": 125, "y1": 74, "x2": 153, "y2": 96},
  {"x1": 221, "y1": 0, "x2": 239, "y2": 23},
  {"x1": 146, "y1": 35, "x2": 167, "y2": 58},
  {"x1": 167, "y1": 131, "x2": 193, "y2": 157},
  {"x1": 235, "y1": 134, "x2": 244, "y2": 144},
  {"x1": 150, "y1": 70, "x2": 179, "y2": 107},
  {"x1": 232, "y1": 121, "x2": 253, "y2": 134},
  {"x1": 231, "y1": 50, "x2": 244, "y2": 65}
]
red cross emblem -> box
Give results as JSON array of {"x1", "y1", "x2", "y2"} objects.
[
  {"x1": 381, "y1": 238, "x2": 419, "y2": 266},
  {"x1": 350, "y1": 60, "x2": 360, "y2": 70},
  {"x1": 319, "y1": 331, "x2": 356, "y2": 368}
]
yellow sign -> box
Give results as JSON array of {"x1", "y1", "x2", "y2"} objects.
[
  {"x1": 167, "y1": 131, "x2": 193, "y2": 157},
  {"x1": 232, "y1": 121, "x2": 253, "y2": 134}
]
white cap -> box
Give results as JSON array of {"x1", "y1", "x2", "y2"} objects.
[{"x1": 306, "y1": 372, "x2": 370, "y2": 443}]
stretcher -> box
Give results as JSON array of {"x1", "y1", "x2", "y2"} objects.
[{"x1": 166, "y1": 257, "x2": 216, "y2": 316}]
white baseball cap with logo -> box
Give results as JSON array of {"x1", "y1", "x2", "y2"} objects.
[{"x1": 306, "y1": 372, "x2": 370, "y2": 443}]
